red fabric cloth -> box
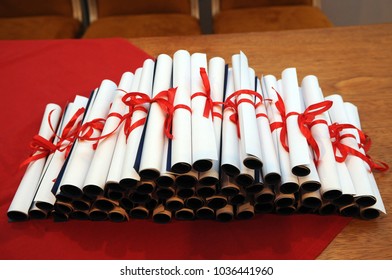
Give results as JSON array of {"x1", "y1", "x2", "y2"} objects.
[{"x1": 0, "y1": 39, "x2": 350, "y2": 260}]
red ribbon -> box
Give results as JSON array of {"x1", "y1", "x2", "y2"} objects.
[
  {"x1": 20, "y1": 135, "x2": 57, "y2": 167},
  {"x1": 329, "y1": 122, "x2": 388, "y2": 172},
  {"x1": 269, "y1": 90, "x2": 290, "y2": 151}
]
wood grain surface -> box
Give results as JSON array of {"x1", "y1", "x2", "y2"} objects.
[{"x1": 130, "y1": 24, "x2": 392, "y2": 259}]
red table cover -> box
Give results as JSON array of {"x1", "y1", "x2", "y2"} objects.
[{"x1": 0, "y1": 38, "x2": 350, "y2": 260}]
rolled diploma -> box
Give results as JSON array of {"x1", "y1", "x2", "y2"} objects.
[
  {"x1": 83, "y1": 72, "x2": 133, "y2": 195},
  {"x1": 263, "y1": 76, "x2": 299, "y2": 192},
  {"x1": 232, "y1": 52, "x2": 262, "y2": 167},
  {"x1": 199, "y1": 57, "x2": 225, "y2": 183},
  {"x1": 301, "y1": 75, "x2": 343, "y2": 198},
  {"x1": 8, "y1": 103, "x2": 62, "y2": 220},
  {"x1": 60, "y1": 79, "x2": 117, "y2": 197},
  {"x1": 344, "y1": 102, "x2": 385, "y2": 215},
  {"x1": 191, "y1": 53, "x2": 218, "y2": 170},
  {"x1": 281, "y1": 68, "x2": 311, "y2": 175},
  {"x1": 325, "y1": 94, "x2": 375, "y2": 204},
  {"x1": 221, "y1": 68, "x2": 241, "y2": 176},
  {"x1": 255, "y1": 77, "x2": 281, "y2": 183},
  {"x1": 120, "y1": 59, "x2": 155, "y2": 186},
  {"x1": 171, "y1": 50, "x2": 192, "y2": 173},
  {"x1": 139, "y1": 54, "x2": 173, "y2": 180},
  {"x1": 34, "y1": 96, "x2": 88, "y2": 209}
]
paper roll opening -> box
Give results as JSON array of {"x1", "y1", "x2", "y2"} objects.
[
  {"x1": 275, "y1": 197, "x2": 295, "y2": 208},
  {"x1": 276, "y1": 206, "x2": 296, "y2": 215},
  {"x1": 175, "y1": 174, "x2": 198, "y2": 188},
  {"x1": 355, "y1": 196, "x2": 377, "y2": 207},
  {"x1": 185, "y1": 196, "x2": 204, "y2": 210},
  {"x1": 206, "y1": 196, "x2": 227, "y2": 210},
  {"x1": 119, "y1": 178, "x2": 138, "y2": 190},
  {"x1": 361, "y1": 208, "x2": 380, "y2": 220},
  {"x1": 199, "y1": 176, "x2": 219, "y2": 186},
  {"x1": 322, "y1": 189, "x2": 343, "y2": 200},
  {"x1": 196, "y1": 185, "x2": 216, "y2": 198},
  {"x1": 119, "y1": 197, "x2": 134, "y2": 210},
  {"x1": 156, "y1": 187, "x2": 175, "y2": 200},
  {"x1": 243, "y1": 157, "x2": 263, "y2": 170},
  {"x1": 107, "y1": 190, "x2": 124, "y2": 201},
  {"x1": 106, "y1": 182, "x2": 123, "y2": 192},
  {"x1": 339, "y1": 204, "x2": 359, "y2": 217},
  {"x1": 221, "y1": 185, "x2": 240, "y2": 197},
  {"x1": 292, "y1": 165, "x2": 310, "y2": 177},
  {"x1": 36, "y1": 201, "x2": 54, "y2": 211},
  {"x1": 70, "y1": 210, "x2": 89, "y2": 220},
  {"x1": 83, "y1": 184, "x2": 103, "y2": 197},
  {"x1": 333, "y1": 194, "x2": 354, "y2": 207},
  {"x1": 29, "y1": 209, "x2": 47, "y2": 219},
  {"x1": 216, "y1": 205, "x2": 234, "y2": 222},
  {"x1": 302, "y1": 197, "x2": 322, "y2": 209},
  {"x1": 89, "y1": 209, "x2": 108, "y2": 221},
  {"x1": 319, "y1": 204, "x2": 336, "y2": 215},
  {"x1": 254, "y1": 203, "x2": 274, "y2": 213},
  {"x1": 129, "y1": 192, "x2": 151, "y2": 203},
  {"x1": 177, "y1": 187, "x2": 195, "y2": 198},
  {"x1": 264, "y1": 172, "x2": 281, "y2": 185},
  {"x1": 279, "y1": 182, "x2": 299, "y2": 194},
  {"x1": 130, "y1": 206, "x2": 149, "y2": 219},
  {"x1": 245, "y1": 183, "x2": 263, "y2": 194},
  {"x1": 55, "y1": 193, "x2": 73, "y2": 203},
  {"x1": 61, "y1": 184, "x2": 83, "y2": 199},
  {"x1": 72, "y1": 200, "x2": 90, "y2": 211},
  {"x1": 235, "y1": 174, "x2": 254, "y2": 187},
  {"x1": 236, "y1": 204, "x2": 255, "y2": 220},
  {"x1": 109, "y1": 212, "x2": 126, "y2": 222},
  {"x1": 136, "y1": 181, "x2": 155, "y2": 194},
  {"x1": 255, "y1": 190, "x2": 275, "y2": 204},
  {"x1": 221, "y1": 164, "x2": 240, "y2": 177},
  {"x1": 55, "y1": 202, "x2": 74, "y2": 214},
  {"x1": 230, "y1": 193, "x2": 246, "y2": 205},
  {"x1": 300, "y1": 181, "x2": 321, "y2": 192},
  {"x1": 152, "y1": 205, "x2": 171, "y2": 224},
  {"x1": 175, "y1": 208, "x2": 195, "y2": 220},
  {"x1": 297, "y1": 205, "x2": 314, "y2": 214},
  {"x1": 156, "y1": 175, "x2": 175, "y2": 188},
  {"x1": 171, "y1": 162, "x2": 192, "y2": 174},
  {"x1": 139, "y1": 169, "x2": 160, "y2": 181},
  {"x1": 52, "y1": 211, "x2": 69, "y2": 222},
  {"x1": 145, "y1": 198, "x2": 158, "y2": 211},
  {"x1": 192, "y1": 159, "x2": 213, "y2": 172},
  {"x1": 166, "y1": 197, "x2": 184, "y2": 211},
  {"x1": 94, "y1": 199, "x2": 116, "y2": 211},
  {"x1": 196, "y1": 206, "x2": 215, "y2": 219}
]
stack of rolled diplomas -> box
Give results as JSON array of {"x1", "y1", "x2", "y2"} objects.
[{"x1": 7, "y1": 50, "x2": 388, "y2": 223}]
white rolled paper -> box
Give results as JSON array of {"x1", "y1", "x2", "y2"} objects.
[
  {"x1": 139, "y1": 54, "x2": 173, "y2": 180},
  {"x1": 83, "y1": 72, "x2": 133, "y2": 196},
  {"x1": 281, "y1": 68, "x2": 311, "y2": 176},
  {"x1": 232, "y1": 52, "x2": 262, "y2": 169},
  {"x1": 191, "y1": 53, "x2": 218, "y2": 172},
  {"x1": 171, "y1": 50, "x2": 192, "y2": 174},
  {"x1": 8, "y1": 103, "x2": 62, "y2": 221}
]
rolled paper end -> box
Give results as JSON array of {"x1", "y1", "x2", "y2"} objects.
[
  {"x1": 339, "y1": 203, "x2": 360, "y2": 217},
  {"x1": 52, "y1": 211, "x2": 69, "y2": 222},
  {"x1": 106, "y1": 183, "x2": 123, "y2": 193},
  {"x1": 185, "y1": 196, "x2": 204, "y2": 210},
  {"x1": 264, "y1": 172, "x2": 281, "y2": 185},
  {"x1": 254, "y1": 202, "x2": 274, "y2": 213},
  {"x1": 54, "y1": 201, "x2": 74, "y2": 214},
  {"x1": 243, "y1": 157, "x2": 263, "y2": 170},
  {"x1": 152, "y1": 204, "x2": 172, "y2": 224},
  {"x1": 199, "y1": 176, "x2": 219, "y2": 187},
  {"x1": 245, "y1": 182, "x2": 263, "y2": 194},
  {"x1": 322, "y1": 189, "x2": 343, "y2": 200},
  {"x1": 29, "y1": 209, "x2": 48, "y2": 219},
  {"x1": 166, "y1": 196, "x2": 185, "y2": 211},
  {"x1": 235, "y1": 173, "x2": 254, "y2": 188},
  {"x1": 171, "y1": 162, "x2": 192, "y2": 174},
  {"x1": 145, "y1": 197, "x2": 158, "y2": 210},
  {"x1": 130, "y1": 206, "x2": 149, "y2": 219},
  {"x1": 333, "y1": 194, "x2": 354, "y2": 207},
  {"x1": 192, "y1": 159, "x2": 213, "y2": 172},
  {"x1": 119, "y1": 197, "x2": 134, "y2": 211},
  {"x1": 55, "y1": 193, "x2": 73, "y2": 203},
  {"x1": 196, "y1": 184, "x2": 216, "y2": 198},
  {"x1": 206, "y1": 195, "x2": 227, "y2": 210},
  {"x1": 177, "y1": 187, "x2": 195, "y2": 199},
  {"x1": 139, "y1": 169, "x2": 160, "y2": 181},
  {"x1": 300, "y1": 181, "x2": 321, "y2": 192},
  {"x1": 275, "y1": 195, "x2": 295, "y2": 208},
  {"x1": 175, "y1": 174, "x2": 198, "y2": 189},
  {"x1": 230, "y1": 192, "x2": 246, "y2": 205},
  {"x1": 107, "y1": 190, "x2": 124, "y2": 201},
  {"x1": 297, "y1": 204, "x2": 315, "y2": 214},
  {"x1": 355, "y1": 195, "x2": 377, "y2": 207},
  {"x1": 156, "y1": 175, "x2": 175, "y2": 188},
  {"x1": 319, "y1": 203, "x2": 337, "y2": 215},
  {"x1": 35, "y1": 201, "x2": 54, "y2": 211},
  {"x1": 302, "y1": 197, "x2": 322, "y2": 209},
  {"x1": 236, "y1": 203, "x2": 255, "y2": 220},
  {"x1": 360, "y1": 208, "x2": 380, "y2": 220},
  {"x1": 255, "y1": 188, "x2": 275, "y2": 204},
  {"x1": 292, "y1": 165, "x2": 311, "y2": 177},
  {"x1": 156, "y1": 187, "x2": 175, "y2": 200},
  {"x1": 276, "y1": 205, "x2": 296, "y2": 215},
  {"x1": 279, "y1": 182, "x2": 299, "y2": 194},
  {"x1": 136, "y1": 181, "x2": 156, "y2": 194},
  {"x1": 221, "y1": 164, "x2": 240, "y2": 178},
  {"x1": 175, "y1": 208, "x2": 195, "y2": 220},
  {"x1": 89, "y1": 208, "x2": 108, "y2": 221},
  {"x1": 83, "y1": 184, "x2": 104, "y2": 197},
  {"x1": 129, "y1": 192, "x2": 151, "y2": 203},
  {"x1": 221, "y1": 185, "x2": 240, "y2": 197},
  {"x1": 94, "y1": 197, "x2": 118, "y2": 211},
  {"x1": 70, "y1": 210, "x2": 90, "y2": 220},
  {"x1": 118, "y1": 179, "x2": 138, "y2": 190},
  {"x1": 60, "y1": 184, "x2": 83, "y2": 199},
  {"x1": 196, "y1": 206, "x2": 215, "y2": 219},
  {"x1": 216, "y1": 204, "x2": 234, "y2": 222},
  {"x1": 109, "y1": 207, "x2": 129, "y2": 222}
]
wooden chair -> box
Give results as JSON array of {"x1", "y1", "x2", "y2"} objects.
[
  {"x1": 0, "y1": 0, "x2": 84, "y2": 39},
  {"x1": 212, "y1": 0, "x2": 333, "y2": 33},
  {"x1": 83, "y1": 0, "x2": 202, "y2": 38}
]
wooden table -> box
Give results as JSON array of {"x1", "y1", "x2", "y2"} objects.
[{"x1": 131, "y1": 23, "x2": 392, "y2": 260}]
